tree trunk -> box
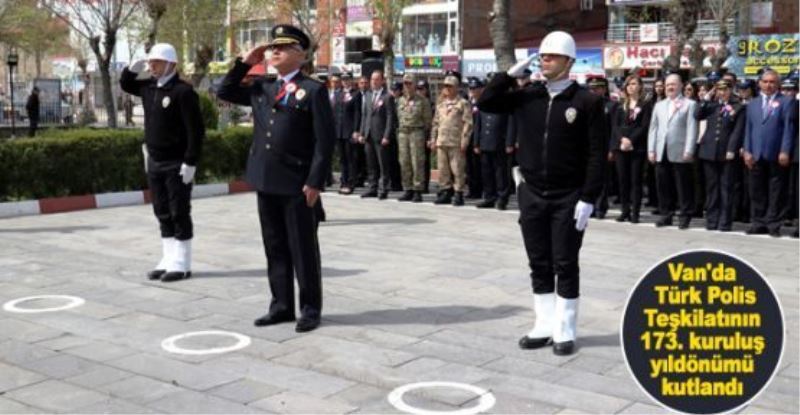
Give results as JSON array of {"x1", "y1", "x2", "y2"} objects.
[
  {"x1": 382, "y1": 30, "x2": 395, "y2": 81},
  {"x1": 711, "y1": 24, "x2": 730, "y2": 72},
  {"x1": 90, "y1": 34, "x2": 118, "y2": 128},
  {"x1": 190, "y1": 43, "x2": 214, "y2": 87},
  {"x1": 34, "y1": 49, "x2": 41, "y2": 78},
  {"x1": 488, "y1": 0, "x2": 515, "y2": 72}
]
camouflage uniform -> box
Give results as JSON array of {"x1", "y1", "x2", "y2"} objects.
[
  {"x1": 397, "y1": 90, "x2": 433, "y2": 191},
  {"x1": 431, "y1": 94, "x2": 473, "y2": 192}
]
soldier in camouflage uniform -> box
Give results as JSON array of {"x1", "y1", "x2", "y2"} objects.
[
  {"x1": 429, "y1": 75, "x2": 473, "y2": 206},
  {"x1": 396, "y1": 74, "x2": 433, "y2": 202}
]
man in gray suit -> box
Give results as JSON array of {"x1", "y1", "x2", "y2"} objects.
[
  {"x1": 648, "y1": 73, "x2": 698, "y2": 229},
  {"x1": 357, "y1": 70, "x2": 395, "y2": 199}
]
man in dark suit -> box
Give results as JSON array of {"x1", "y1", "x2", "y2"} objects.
[
  {"x1": 25, "y1": 87, "x2": 40, "y2": 137},
  {"x1": 357, "y1": 70, "x2": 395, "y2": 199},
  {"x1": 217, "y1": 25, "x2": 335, "y2": 332},
  {"x1": 694, "y1": 79, "x2": 745, "y2": 231},
  {"x1": 743, "y1": 69, "x2": 794, "y2": 237},
  {"x1": 336, "y1": 72, "x2": 361, "y2": 194},
  {"x1": 470, "y1": 77, "x2": 513, "y2": 210}
]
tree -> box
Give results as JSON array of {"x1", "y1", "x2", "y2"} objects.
[
  {"x1": 488, "y1": 0, "x2": 516, "y2": 72},
  {"x1": 157, "y1": 0, "x2": 228, "y2": 87},
  {"x1": 42, "y1": 0, "x2": 141, "y2": 128},
  {"x1": 706, "y1": 0, "x2": 748, "y2": 72},
  {"x1": 6, "y1": 0, "x2": 70, "y2": 77},
  {"x1": 369, "y1": 0, "x2": 412, "y2": 80},
  {"x1": 662, "y1": 0, "x2": 704, "y2": 74},
  {"x1": 141, "y1": 0, "x2": 167, "y2": 53},
  {"x1": 277, "y1": 0, "x2": 323, "y2": 74}
]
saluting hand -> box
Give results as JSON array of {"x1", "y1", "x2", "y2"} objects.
[
  {"x1": 243, "y1": 44, "x2": 268, "y2": 66},
  {"x1": 303, "y1": 185, "x2": 320, "y2": 207}
]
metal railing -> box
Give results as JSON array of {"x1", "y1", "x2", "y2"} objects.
[{"x1": 607, "y1": 19, "x2": 739, "y2": 43}]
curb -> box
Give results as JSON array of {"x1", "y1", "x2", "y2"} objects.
[{"x1": 0, "y1": 180, "x2": 255, "y2": 219}]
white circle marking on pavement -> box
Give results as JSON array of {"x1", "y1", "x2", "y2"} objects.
[
  {"x1": 2, "y1": 295, "x2": 85, "y2": 313},
  {"x1": 160, "y1": 330, "x2": 251, "y2": 355},
  {"x1": 387, "y1": 381, "x2": 496, "y2": 415}
]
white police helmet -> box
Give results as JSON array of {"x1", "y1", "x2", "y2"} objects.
[
  {"x1": 539, "y1": 31, "x2": 576, "y2": 60},
  {"x1": 147, "y1": 43, "x2": 178, "y2": 63}
]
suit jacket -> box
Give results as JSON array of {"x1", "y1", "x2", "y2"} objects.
[
  {"x1": 744, "y1": 94, "x2": 794, "y2": 162},
  {"x1": 216, "y1": 59, "x2": 335, "y2": 195},
  {"x1": 344, "y1": 88, "x2": 362, "y2": 141},
  {"x1": 694, "y1": 99, "x2": 745, "y2": 161},
  {"x1": 360, "y1": 88, "x2": 395, "y2": 142},
  {"x1": 648, "y1": 97, "x2": 698, "y2": 163},
  {"x1": 612, "y1": 100, "x2": 652, "y2": 153}
]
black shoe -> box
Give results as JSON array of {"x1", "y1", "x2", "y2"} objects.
[
  {"x1": 465, "y1": 192, "x2": 482, "y2": 200},
  {"x1": 615, "y1": 211, "x2": 630, "y2": 222},
  {"x1": 161, "y1": 271, "x2": 191, "y2": 282},
  {"x1": 746, "y1": 226, "x2": 768, "y2": 235},
  {"x1": 630, "y1": 212, "x2": 640, "y2": 224},
  {"x1": 518, "y1": 335, "x2": 552, "y2": 350},
  {"x1": 651, "y1": 208, "x2": 661, "y2": 215},
  {"x1": 678, "y1": 217, "x2": 691, "y2": 230},
  {"x1": 595, "y1": 210, "x2": 607, "y2": 220},
  {"x1": 793, "y1": 229, "x2": 799, "y2": 238},
  {"x1": 718, "y1": 226, "x2": 732, "y2": 232},
  {"x1": 655, "y1": 217, "x2": 673, "y2": 227},
  {"x1": 378, "y1": 192, "x2": 388, "y2": 200},
  {"x1": 769, "y1": 229, "x2": 782, "y2": 238},
  {"x1": 147, "y1": 269, "x2": 166, "y2": 280},
  {"x1": 361, "y1": 190, "x2": 378, "y2": 198},
  {"x1": 412, "y1": 191, "x2": 422, "y2": 203},
  {"x1": 295, "y1": 316, "x2": 320, "y2": 333},
  {"x1": 434, "y1": 190, "x2": 453, "y2": 205},
  {"x1": 553, "y1": 341, "x2": 575, "y2": 356},
  {"x1": 254, "y1": 313, "x2": 295, "y2": 327},
  {"x1": 476, "y1": 199, "x2": 496, "y2": 209},
  {"x1": 496, "y1": 199, "x2": 508, "y2": 211},
  {"x1": 398, "y1": 191, "x2": 414, "y2": 201},
  {"x1": 452, "y1": 192, "x2": 464, "y2": 206}
]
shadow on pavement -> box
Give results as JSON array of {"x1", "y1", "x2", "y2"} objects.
[
  {"x1": 577, "y1": 332, "x2": 620, "y2": 349},
  {"x1": 323, "y1": 217, "x2": 436, "y2": 226},
  {"x1": 195, "y1": 267, "x2": 367, "y2": 279},
  {"x1": 323, "y1": 305, "x2": 527, "y2": 326},
  {"x1": 0, "y1": 225, "x2": 106, "y2": 233}
]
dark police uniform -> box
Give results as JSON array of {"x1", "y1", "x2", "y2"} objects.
[
  {"x1": 694, "y1": 85, "x2": 745, "y2": 231},
  {"x1": 216, "y1": 25, "x2": 335, "y2": 332},
  {"x1": 472, "y1": 99, "x2": 514, "y2": 208},
  {"x1": 478, "y1": 73, "x2": 606, "y2": 301},
  {"x1": 120, "y1": 66, "x2": 204, "y2": 255}
]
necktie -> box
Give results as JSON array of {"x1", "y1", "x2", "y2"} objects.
[
  {"x1": 763, "y1": 96, "x2": 771, "y2": 119},
  {"x1": 275, "y1": 79, "x2": 289, "y2": 104}
]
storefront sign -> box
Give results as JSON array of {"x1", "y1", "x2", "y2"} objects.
[
  {"x1": 604, "y1": 43, "x2": 718, "y2": 70},
  {"x1": 403, "y1": 55, "x2": 459, "y2": 74},
  {"x1": 727, "y1": 34, "x2": 799, "y2": 76}
]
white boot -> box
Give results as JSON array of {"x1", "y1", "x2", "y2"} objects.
[
  {"x1": 148, "y1": 238, "x2": 175, "y2": 280},
  {"x1": 162, "y1": 239, "x2": 191, "y2": 282},
  {"x1": 156, "y1": 238, "x2": 175, "y2": 270},
  {"x1": 553, "y1": 295, "x2": 579, "y2": 355},
  {"x1": 519, "y1": 293, "x2": 555, "y2": 349}
]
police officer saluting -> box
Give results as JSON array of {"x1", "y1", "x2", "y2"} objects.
[
  {"x1": 694, "y1": 79, "x2": 745, "y2": 231},
  {"x1": 120, "y1": 43, "x2": 205, "y2": 283},
  {"x1": 217, "y1": 25, "x2": 335, "y2": 333},
  {"x1": 478, "y1": 31, "x2": 607, "y2": 355}
]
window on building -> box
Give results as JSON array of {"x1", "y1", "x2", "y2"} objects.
[
  {"x1": 580, "y1": 0, "x2": 593, "y2": 11},
  {"x1": 401, "y1": 13, "x2": 457, "y2": 56},
  {"x1": 345, "y1": 37, "x2": 372, "y2": 64},
  {"x1": 237, "y1": 19, "x2": 272, "y2": 54}
]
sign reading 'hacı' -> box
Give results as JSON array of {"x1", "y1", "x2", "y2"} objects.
[{"x1": 604, "y1": 43, "x2": 719, "y2": 70}]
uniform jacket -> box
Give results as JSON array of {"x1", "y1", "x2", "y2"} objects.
[
  {"x1": 473, "y1": 110, "x2": 513, "y2": 152},
  {"x1": 216, "y1": 59, "x2": 335, "y2": 195},
  {"x1": 477, "y1": 73, "x2": 607, "y2": 203},
  {"x1": 648, "y1": 96, "x2": 698, "y2": 163},
  {"x1": 432, "y1": 97, "x2": 473, "y2": 148},
  {"x1": 397, "y1": 93, "x2": 432, "y2": 131},
  {"x1": 694, "y1": 98, "x2": 745, "y2": 161},
  {"x1": 120, "y1": 68, "x2": 204, "y2": 165}
]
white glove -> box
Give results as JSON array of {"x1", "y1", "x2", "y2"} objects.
[
  {"x1": 512, "y1": 166, "x2": 524, "y2": 187},
  {"x1": 129, "y1": 59, "x2": 147, "y2": 73},
  {"x1": 574, "y1": 200, "x2": 594, "y2": 232},
  {"x1": 179, "y1": 163, "x2": 196, "y2": 185},
  {"x1": 507, "y1": 54, "x2": 538, "y2": 78}
]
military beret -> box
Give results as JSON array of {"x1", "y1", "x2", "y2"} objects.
[{"x1": 268, "y1": 25, "x2": 310, "y2": 50}]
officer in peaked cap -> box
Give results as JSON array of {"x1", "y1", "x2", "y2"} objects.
[{"x1": 217, "y1": 24, "x2": 335, "y2": 333}]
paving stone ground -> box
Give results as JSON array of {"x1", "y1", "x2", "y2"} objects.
[{"x1": 0, "y1": 191, "x2": 797, "y2": 414}]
